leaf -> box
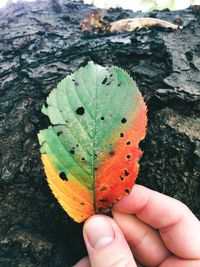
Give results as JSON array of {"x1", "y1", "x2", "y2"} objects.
[
  {"x1": 38, "y1": 61, "x2": 147, "y2": 223},
  {"x1": 110, "y1": 18, "x2": 179, "y2": 33}
]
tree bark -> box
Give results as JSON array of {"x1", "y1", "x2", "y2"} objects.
[{"x1": 0, "y1": 1, "x2": 200, "y2": 266}]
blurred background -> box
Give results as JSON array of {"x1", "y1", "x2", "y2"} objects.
[{"x1": 0, "y1": 0, "x2": 200, "y2": 10}]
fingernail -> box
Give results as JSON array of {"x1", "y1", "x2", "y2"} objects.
[{"x1": 84, "y1": 216, "x2": 115, "y2": 249}]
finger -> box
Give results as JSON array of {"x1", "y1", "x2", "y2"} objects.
[
  {"x1": 114, "y1": 185, "x2": 200, "y2": 259},
  {"x1": 73, "y1": 256, "x2": 91, "y2": 267},
  {"x1": 73, "y1": 256, "x2": 90, "y2": 267},
  {"x1": 73, "y1": 255, "x2": 143, "y2": 267},
  {"x1": 113, "y1": 211, "x2": 171, "y2": 266},
  {"x1": 83, "y1": 215, "x2": 137, "y2": 267},
  {"x1": 72, "y1": 256, "x2": 143, "y2": 267},
  {"x1": 160, "y1": 255, "x2": 200, "y2": 267},
  {"x1": 135, "y1": 261, "x2": 144, "y2": 267}
]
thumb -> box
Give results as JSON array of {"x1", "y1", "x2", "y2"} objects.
[{"x1": 83, "y1": 215, "x2": 137, "y2": 267}]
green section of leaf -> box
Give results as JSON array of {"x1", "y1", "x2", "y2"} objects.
[{"x1": 94, "y1": 67, "x2": 138, "y2": 148}]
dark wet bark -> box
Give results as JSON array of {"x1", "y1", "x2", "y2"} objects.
[{"x1": 0, "y1": 1, "x2": 200, "y2": 266}]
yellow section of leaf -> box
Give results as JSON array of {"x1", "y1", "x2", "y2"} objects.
[{"x1": 41, "y1": 154, "x2": 94, "y2": 223}]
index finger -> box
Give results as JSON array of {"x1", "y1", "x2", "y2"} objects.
[{"x1": 113, "y1": 185, "x2": 200, "y2": 260}]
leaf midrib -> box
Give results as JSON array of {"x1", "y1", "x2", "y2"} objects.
[{"x1": 91, "y1": 65, "x2": 98, "y2": 213}]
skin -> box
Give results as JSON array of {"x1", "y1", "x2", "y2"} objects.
[{"x1": 73, "y1": 185, "x2": 200, "y2": 267}]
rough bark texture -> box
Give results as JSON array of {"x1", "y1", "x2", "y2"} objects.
[{"x1": 0, "y1": 1, "x2": 200, "y2": 266}]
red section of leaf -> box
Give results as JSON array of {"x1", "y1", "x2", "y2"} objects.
[{"x1": 95, "y1": 98, "x2": 147, "y2": 213}]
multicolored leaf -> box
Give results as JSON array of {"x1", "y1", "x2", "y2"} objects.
[{"x1": 38, "y1": 61, "x2": 147, "y2": 223}]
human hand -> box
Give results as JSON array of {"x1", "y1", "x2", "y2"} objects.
[{"x1": 73, "y1": 185, "x2": 200, "y2": 267}]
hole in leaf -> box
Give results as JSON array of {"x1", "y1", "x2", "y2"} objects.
[
  {"x1": 109, "y1": 151, "x2": 115, "y2": 156},
  {"x1": 75, "y1": 81, "x2": 79, "y2": 86},
  {"x1": 100, "y1": 186, "x2": 108, "y2": 192},
  {"x1": 57, "y1": 131, "x2": 63, "y2": 136},
  {"x1": 59, "y1": 172, "x2": 68, "y2": 181},
  {"x1": 120, "y1": 176, "x2": 124, "y2": 181},
  {"x1": 127, "y1": 154, "x2": 131, "y2": 159},
  {"x1": 76, "y1": 144, "x2": 79, "y2": 147},
  {"x1": 101, "y1": 117, "x2": 105, "y2": 120},
  {"x1": 106, "y1": 80, "x2": 112, "y2": 86},
  {"x1": 121, "y1": 118, "x2": 127, "y2": 124},
  {"x1": 120, "y1": 132, "x2": 124, "y2": 138},
  {"x1": 95, "y1": 153, "x2": 97, "y2": 157},
  {"x1": 124, "y1": 169, "x2": 129, "y2": 176},
  {"x1": 102, "y1": 77, "x2": 108, "y2": 84},
  {"x1": 76, "y1": 106, "x2": 85, "y2": 115},
  {"x1": 99, "y1": 199, "x2": 107, "y2": 202},
  {"x1": 118, "y1": 82, "x2": 122, "y2": 87},
  {"x1": 109, "y1": 73, "x2": 113, "y2": 78},
  {"x1": 70, "y1": 149, "x2": 75, "y2": 154},
  {"x1": 80, "y1": 202, "x2": 85, "y2": 205},
  {"x1": 82, "y1": 157, "x2": 85, "y2": 161},
  {"x1": 126, "y1": 141, "x2": 131, "y2": 145},
  {"x1": 44, "y1": 102, "x2": 48, "y2": 108},
  {"x1": 94, "y1": 167, "x2": 98, "y2": 171},
  {"x1": 125, "y1": 189, "x2": 130, "y2": 193}
]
